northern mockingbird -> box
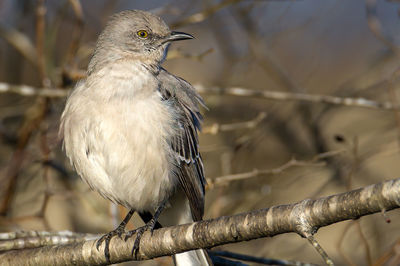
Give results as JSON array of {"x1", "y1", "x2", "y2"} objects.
[{"x1": 60, "y1": 10, "x2": 211, "y2": 265}]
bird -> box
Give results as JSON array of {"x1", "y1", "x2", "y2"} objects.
[{"x1": 60, "y1": 9, "x2": 211, "y2": 265}]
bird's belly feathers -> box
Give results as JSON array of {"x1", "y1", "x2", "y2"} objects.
[{"x1": 62, "y1": 90, "x2": 178, "y2": 211}]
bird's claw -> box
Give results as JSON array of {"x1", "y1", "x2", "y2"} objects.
[
  {"x1": 125, "y1": 222, "x2": 156, "y2": 258},
  {"x1": 96, "y1": 225, "x2": 126, "y2": 262}
]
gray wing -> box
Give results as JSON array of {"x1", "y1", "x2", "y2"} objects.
[{"x1": 158, "y1": 68, "x2": 206, "y2": 221}]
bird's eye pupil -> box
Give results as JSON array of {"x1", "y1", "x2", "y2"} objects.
[{"x1": 137, "y1": 30, "x2": 148, "y2": 38}]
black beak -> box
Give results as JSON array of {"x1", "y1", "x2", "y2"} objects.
[{"x1": 163, "y1": 31, "x2": 194, "y2": 43}]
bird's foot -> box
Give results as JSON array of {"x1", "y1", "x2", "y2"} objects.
[
  {"x1": 125, "y1": 218, "x2": 157, "y2": 258},
  {"x1": 96, "y1": 209, "x2": 135, "y2": 262},
  {"x1": 96, "y1": 223, "x2": 126, "y2": 262}
]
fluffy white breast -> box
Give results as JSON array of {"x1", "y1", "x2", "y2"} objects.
[{"x1": 61, "y1": 61, "x2": 178, "y2": 211}]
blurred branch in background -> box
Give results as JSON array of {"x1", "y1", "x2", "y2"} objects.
[
  {"x1": 0, "y1": 26, "x2": 37, "y2": 66},
  {"x1": 0, "y1": 230, "x2": 98, "y2": 251},
  {"x1": 195, "y1": 84, "x2": 399, "y2": 110},
  {"x1": 171, "y1": 0, "x2": 244, "y2": 28},
  {"x1": 365, "y1": 0, "x2": 400, "y2": 55},
  {"x1": 0, "y1": 82, "x2": 67, "y2": 97},
  {"x1": 64, "y1": 0, "x2": 84, "y2": 65},
  {"x1": 203, "y1": 112, "x2": 267, "y2": 135},
  {"x1": 0, "y1": 82, "x2": 398, "y2": 110},
  {"x1": 207, "y1": 149, "x2": 345, "y2": 188}
]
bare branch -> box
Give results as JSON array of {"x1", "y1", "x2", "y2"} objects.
[
  {"x1": 306, "y1": 235, "x2": 334, "y2": 266},
  {"x1": 337, "y1": 223, "x2": 356, "y2": 266},
  {"x1": 365, "y1": 0, "x2": 400, "y2": 55},
  {"x1": 65, "y1": 0, "x2": 84, "y2": 64},
  {"x1": 195, "y1": 85, "x2": 398, "y2": 110},
  {"x1": 61, "y1": 0, "x2": 85, "y2": 85},
  {"x1": 0, "y1": 83, "x2": 68, "y2": 97},
  {"x1": 0, "y1": 231, "x2": 98, "y2": 251},
  {"x1": 35, "y1": 0, "x2": 47, "y2": 85},
  {"x1": 202, "y1": 112, "x2": 267, "y2": 135},
  {"x1": 0, "y1": 178, "x2": 399, "y2": 265},
  {"x1": 373, "y1": 238, "x2": 400, "y2": 265},
  {"x1": 171, "y1": 0, "x2": 244, "y2": 29},
  {"x1": 0, "y1": 82, "x2": 397, "y2": 111},
  {"x1": 207, "y1": 150, "x2": 345, "y2": 188},
  {"x1": 0, "y1": 26, "x2": 37, "y2": 65}
]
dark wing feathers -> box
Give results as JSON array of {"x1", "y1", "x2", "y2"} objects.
[
  {"x1": 179, "y1": 163, "x2": 204, "y2": 221},
  {"x1": 158, "y1": 68, "x2": 206, "y2": 221}
]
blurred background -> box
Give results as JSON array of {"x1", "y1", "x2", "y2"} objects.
[{"x1": 1, "y1": 0, "x2": 400, "y2": 265}]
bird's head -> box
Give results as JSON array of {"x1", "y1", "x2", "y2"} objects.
[{"x1": 89, "y1": 10, "x2": 193, "y2": 73}]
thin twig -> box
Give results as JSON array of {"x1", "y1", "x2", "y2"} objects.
[
  {"x1": 365, "y1": 0, "x2": 400, "y2": 55},
  {"x1": 355, "y1": 222, "x2": 372, "y2": 265},
  {"x1": 372, "y1": 239, "x2": 400, "y2": 266},
  {"x1": 306, "y1": 235, "x2": 334, "y2": 266},
  {"x1": 203, "y1": 112, "x2": 267, "y2": 135},
  {"x1": 35, "y1": 0, "x2": 47, "y2": 84},
  {"x1": 65, "y1": 0, "x2": 84, "y2": 65},
  {"x1": 171, "y1": 0, "x2": 244, "y2": 28},
  {"x1": 388, "y1": 68, "x2": 400, "y2": 150},
  {"x1": 62, "y1": 0, "x2": 85, "y2": 85},
  {"x1": 337, "y1": 223, "x2": 357, "y2": 266},
  {"x1": 0, "y1": 25, "x2": 38, "y2": 65},
  {"x1": 207, "y1": 150, "x2": 345, "y2": 188},
  {"x1": 38, "y1": 122, "x2": 52, "y2": 230}
]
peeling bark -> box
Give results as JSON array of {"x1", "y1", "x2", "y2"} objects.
[{"x1": 1, "y1": 178, "x2": 399, "y2": 265}]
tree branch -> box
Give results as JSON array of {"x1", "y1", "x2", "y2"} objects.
[
  {"x1": 0, "y1": 26, "x2": 37, "y2": 66},
  {"x1": 194, "y1": 85, "x2": 398, "y2": 110},
  {"x1": 0, "y1": 82, "x2": 397, "y2": 111},
  {"x1": 170, "y1": 0, "x2": 244, "y2": 29},
  {"x1": 0, "y1": 231, "x2": 98, "y2": 251},
  {"x1": 207, "y1": 150, "x2": 344, "y2": 188},
  {"x1": 365, "y1": 0, "x2": 400, "y2": 55},
  {"x1": 0, "y1": 83, "x2": 68, "y2": 98},
  {"x1": 1, "y1": 178, "x2": 399, "y2": 265},
  {"x1": 202, "y1": 112, "x2": 267, "y2": 135}
]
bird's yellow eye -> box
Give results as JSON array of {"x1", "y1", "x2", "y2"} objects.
[{"x1": 137, "y1": 30, "x2": 149, "y2": 38}]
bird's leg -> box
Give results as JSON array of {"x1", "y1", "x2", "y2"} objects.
[
  {"x1": 125, "y1": 202, "x2": 166, "y2": 258},
  {"x1": 96, "y1": 208, "x2": 135, "y2": 262},
  {"x1": 138, "y1": 211, "x2": 163, "y2": 230}
]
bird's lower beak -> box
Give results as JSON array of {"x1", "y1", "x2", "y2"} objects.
[{"x1": 164, "y1": 31, "x2": 194, "y2": 43}]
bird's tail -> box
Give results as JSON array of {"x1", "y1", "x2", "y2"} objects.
[
  {"x1": 159, "y1": 189, "x2": 213, "y2": 266},
  {"x1": 173, "y1": 249, "x2": 211, "y2": 266}
]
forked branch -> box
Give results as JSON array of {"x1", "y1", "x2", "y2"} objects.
[{"x1": 0, "y1": 178, "x2": 399, "y2": 265}]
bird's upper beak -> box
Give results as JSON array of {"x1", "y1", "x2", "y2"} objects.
[{"x1": 163, "y1": 31, "x2": 194, "y2": 43}]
